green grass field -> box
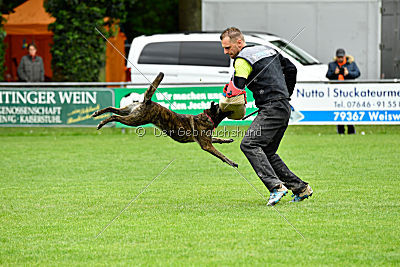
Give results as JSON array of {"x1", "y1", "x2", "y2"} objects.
[{"x1": 1, "y1": 125, "x2": 399, "y2": 265}]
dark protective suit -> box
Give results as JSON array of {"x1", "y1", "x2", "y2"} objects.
[{"x1": 236, "y1": 45, "x2": 308, "y2": 193}]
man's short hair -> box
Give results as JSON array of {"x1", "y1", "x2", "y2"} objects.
[
  {"x1": 220, "y1": 27, "x2": 245, "y2": 42},
  {"x1": 28, "y1": 43, "x2": 37, "y2": 50}
]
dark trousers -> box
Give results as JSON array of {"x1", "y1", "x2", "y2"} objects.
[
  {"x1": 240, "y1": 99, "x2": 307, "y2": 194},
  {"x1": 337, "y1": 125, "x2": 355, "y2": 134}
]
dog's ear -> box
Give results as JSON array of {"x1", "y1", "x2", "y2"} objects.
[
  {"x1": 210, "y1": 101, "x2": 218, "y2": 110},
  {"x1": 143, "y1": 72, "x2": 164, "y2": 103},
  {"x1": 211, "y1": 101, "x2": 221, "y2": 113}
]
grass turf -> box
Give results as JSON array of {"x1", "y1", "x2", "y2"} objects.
[{"x1": 0, "y1": 125, "x2": 399, "y2": 265}]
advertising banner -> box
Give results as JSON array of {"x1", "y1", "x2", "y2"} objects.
[
  {"x1": 0, "y1": 88, "x2": 114, "y2": 126},
  {"x1": 291, "y1": 83, "x2": 400, "y2": 124},
  {"x1": 114, "y1": 82, "x2": 400, "y2": 127},
  {"x1": 2, "y1": 82, "x2": 399, "y2": 127},
  {"x1": 113, "y1": 86, "x2": 258, "y2": 127}
]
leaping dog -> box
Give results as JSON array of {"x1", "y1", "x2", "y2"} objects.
[{"x1": 92, "y1": 72, "x2": 238, "y2": 167}]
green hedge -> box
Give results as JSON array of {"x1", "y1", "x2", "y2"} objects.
[{"x1": 44, "y1": 0, "x2": 127, "y2": 82}]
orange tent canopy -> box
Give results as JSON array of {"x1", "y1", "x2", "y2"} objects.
[
  {"x1": 3, "y1": 0, "x2": 127, "y2": 82},
  {"x1": 3, "y1": 0, "x2": 55, "y2": 35}
]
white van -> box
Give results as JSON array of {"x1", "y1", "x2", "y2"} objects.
[{"x1": 126, "y1": 32, "x2": 328, "y2": 84}]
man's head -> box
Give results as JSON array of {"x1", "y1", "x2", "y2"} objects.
[
  {"x1": 336, "y1": 48, "x2": 346, "y2": 63},
  {"x1": 28, "y1": 43, "x2": 37, "y2": 57},
  {"x1": 220, "y1": 27, "x2": 246, "y2": 59}
]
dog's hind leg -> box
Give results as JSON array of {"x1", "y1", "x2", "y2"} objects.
[
  {"x1": 97, "y1": 115, "x2": 130, "y2": 130},
  {"x1": 212, "y1": 137, "x2": 234, "y2": 144},
  {"x1": 92, "y1": 105, "x2": 135, "y2": 118},
  {"x1": 97, "y1": 115, "x2": 117, "y2": 129},
  {"x1": 143, "y1": 72, "x2": 164, "y2": 103},
  {"x1": 97, "y1": 114, "x2": 147, "y2": 130}
]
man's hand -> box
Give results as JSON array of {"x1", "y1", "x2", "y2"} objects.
[
  {"x1": 222, "y1": 83, "x2": 229, "y2": 95},
  {"x1": 344, "y1": 67, "x2": 349, "y2": 76},
  {"x1": 335, "y1": 67, "x2": 340, "y2": 74}
]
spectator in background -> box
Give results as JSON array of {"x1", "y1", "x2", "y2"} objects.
[
  {"x1": 17, "y1": 43, "x2": 44, "y2": 82},
  {"x1": 326, "y1": 48, "x2": 360, "y2": 134}
]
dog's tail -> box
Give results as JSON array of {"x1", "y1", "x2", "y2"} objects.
[{"x1": 143, "y1": 72, "x2": 164, "y2": 103}]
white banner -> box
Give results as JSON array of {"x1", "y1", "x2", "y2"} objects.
[{"x1": 290, "y1": 83, "x2": 400, "y2": 125}]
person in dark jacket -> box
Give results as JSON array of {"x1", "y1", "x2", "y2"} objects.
[
  {"x1": 220, "y1": 27, "x2": 313, "y2": 206},
  {"x1": 326, "y1": 48, "x2": 360, "y2": 134},
  {"x1": 17, "y1": 43, "x2": 45, "y2": 82}
]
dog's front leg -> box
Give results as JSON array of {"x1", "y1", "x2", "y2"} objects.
[
  {"x1": 212, "y1": 137, "x2": 234, "y2": 144},
  {"x1": 198, "y1": 141, "x2": 238, "y2": 168}
]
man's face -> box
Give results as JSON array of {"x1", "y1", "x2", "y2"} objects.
[
  {"x1": 221, "y1": 36, "x2": 243, "y2": 59},
  {"x1": 337, "y1": 56, "x2": 345, "y2": 63},
  {"x1": 28, "y1": 46, "x2": 37, "y2": 57}
]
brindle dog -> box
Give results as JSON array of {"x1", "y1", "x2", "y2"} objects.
[{"x1": 92, "y1": 72, "x2": 238, "y2": 167}]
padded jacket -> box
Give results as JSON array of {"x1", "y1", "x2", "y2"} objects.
[
  {"x1": 326, "y1": 55, "x2": 360, "y2": 80},
  {"x1": 234, "y1": 45, "x2": 297, "y2": 107},
  {"x1": 17, "y1": 55, "x2": 45, "y2": 82}
]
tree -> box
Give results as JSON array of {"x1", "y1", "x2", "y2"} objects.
[
  {"x1": 120, "y1": 0, "x2": 179, "y2": 43},
  {"x1": 44, "y1": 0, "x2": 128, "y2": 81},
  {"x1": 179, "y1": 0, "x2": 201, "y2": 32}
]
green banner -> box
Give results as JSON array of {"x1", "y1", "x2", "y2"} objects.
[
  {"x1": 0, "y1": 88, "x2": 114, "y2": 126},
  {"x1": 113, "y1": 86, "x2": 257, "y2": 127}
]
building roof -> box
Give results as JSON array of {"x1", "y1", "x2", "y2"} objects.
[{"x1": 3, "y1": 0, "x2": 55, "y2": 35}]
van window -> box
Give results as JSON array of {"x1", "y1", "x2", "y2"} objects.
[
  {"x1": 269, "y1": 40, "x2": 320, "y2": 66},
  {"x1": 138, "y1": 42, "x2": 180, "y2": 64},
  {"x1": 180, "y1": 41, "x2": 230, "y2": 67},
  {"x1": 138, "y1": 41, "x2": 229, "y2": 67}
]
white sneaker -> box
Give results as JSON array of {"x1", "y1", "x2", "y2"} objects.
[{"x1": 267, "y1": 184, "x2": 288, "y2": 206}]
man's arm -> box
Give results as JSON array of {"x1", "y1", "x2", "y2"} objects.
[
  {"x1": 233, "y1": 76, "x2": 246, "y2": 89},
  {"x1": 39, "y1": 57, "x2": 45, "y2": 82},
  {"x1": 17, "y1": 56, "x2": 28, "y2": 82},
  {"x1": 345, "y1": 62, "x2": 360, "y2": 79},
  {"x1": 233, "y1": 58, "x2": 252, "y2": 89},
  {"x1": 279, "y1": 54, "x2": 297, "y2": 95},
  {"x1": 326, "y1": 63, "x2": 337, "y2": 80}
]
